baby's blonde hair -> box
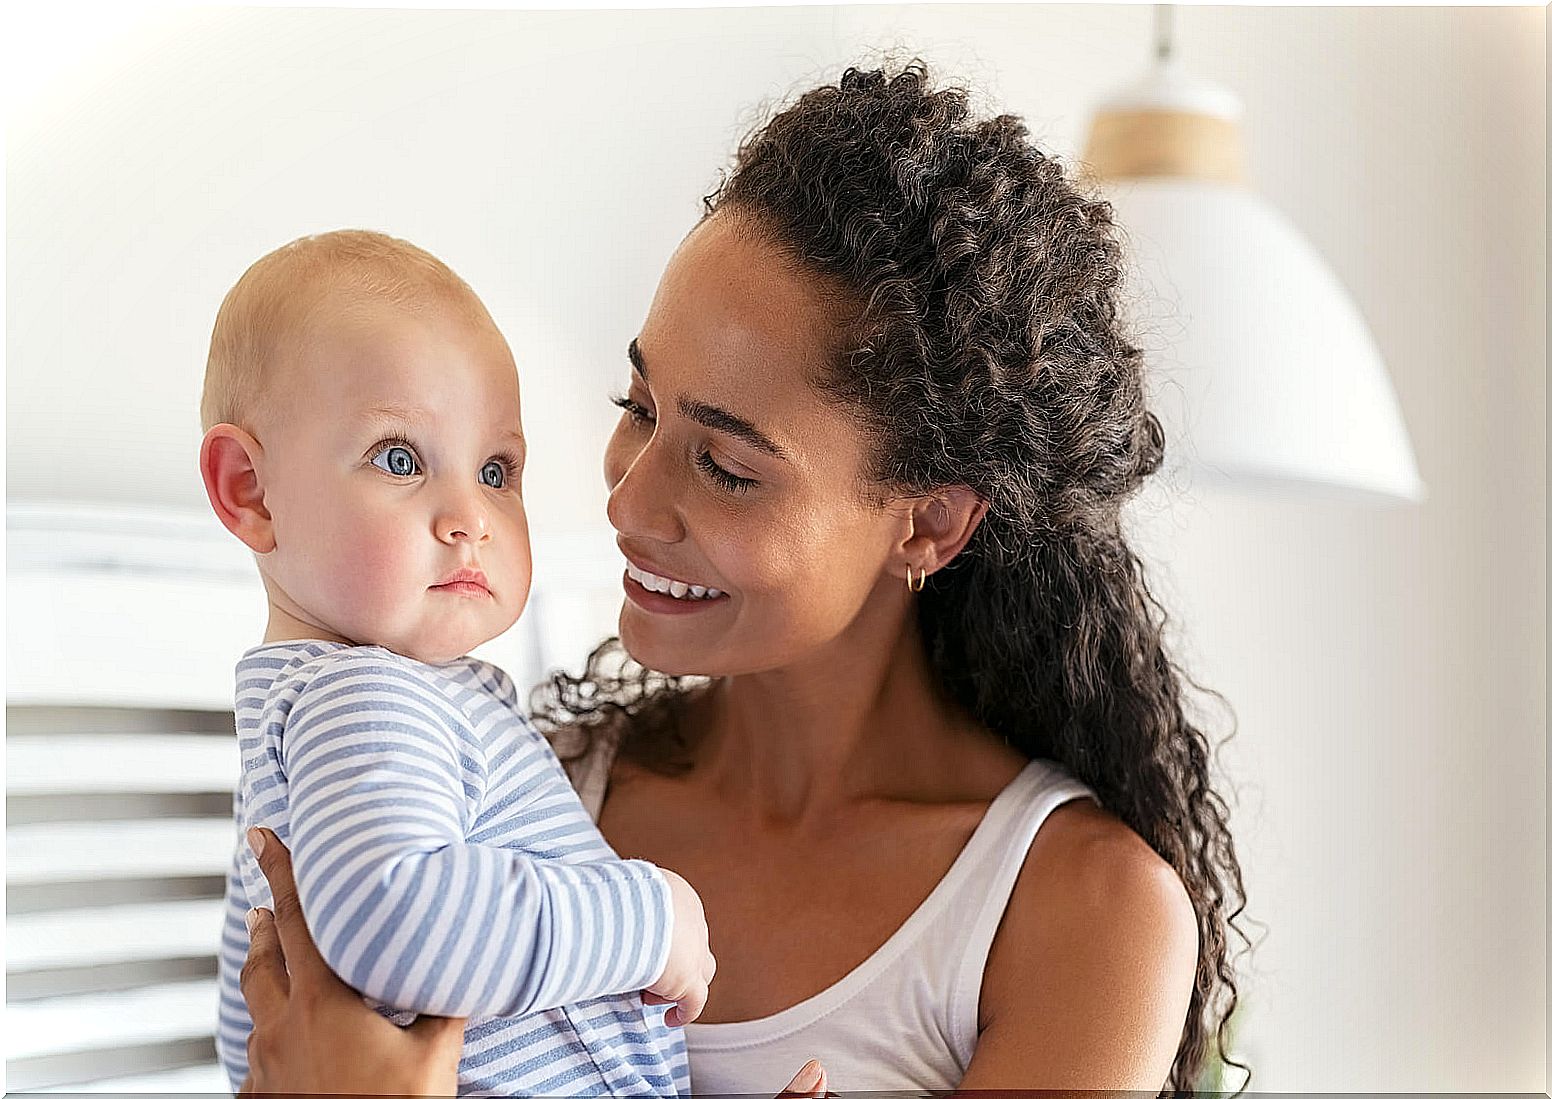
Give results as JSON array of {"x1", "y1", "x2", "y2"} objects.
[{"x1": 200, "y1": 229, "x2": 492, "y2": 430}]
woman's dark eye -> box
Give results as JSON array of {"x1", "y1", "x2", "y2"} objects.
[
  {"x1": 479, "y1": 460, "x2": 506, "y2": 489},
  {"x1": 696, "y1": 450, "x2": 757, "y2": 494},
  {"x1": 608, "y1": 391, "x2": 751, "y2": 492},
  {"x1": 371, "y1": 444, "x2": 420, "y2": 477},
  {"x1": 611, "y1": 393, "x2": 654, "y2": 425}
]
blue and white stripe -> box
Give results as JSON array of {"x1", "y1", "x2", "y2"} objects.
[{"x1": 215, "y1": 641, "x2": 687, "y2": 1095}]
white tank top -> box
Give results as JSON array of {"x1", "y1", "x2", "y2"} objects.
[{"x1": 565, "y1": 732, "x2": 1100, "y2": 1094}]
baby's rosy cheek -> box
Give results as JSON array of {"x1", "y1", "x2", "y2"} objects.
[{"x1": 333, "y1": 527, "x2": 415, "y2": 609}]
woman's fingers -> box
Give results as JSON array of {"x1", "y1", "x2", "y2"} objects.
[
  {"x1": 777, "y1": 1059, "x2": 827, "y2": 1098},
  {"x1": 239, "y1": 907, "x2": 289, "y2": 1022},
  {"x1": 644, "y1": 985, "x2": 708, "y2": 1026},
  {"x1": 247, "y1": 827, "x2": 330, "y2": 984},
  {"x1": 664, "y1": 978, "x2": 708, "y2": 1027}
]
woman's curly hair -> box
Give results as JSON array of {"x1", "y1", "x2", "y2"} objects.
[{"x1": 534, "y1": 62, "x2": 1251, "y2": 1095}]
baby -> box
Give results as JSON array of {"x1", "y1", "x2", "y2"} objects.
[{"x1": 199, "y1": 230, "x2": 712, "y2": 1095}]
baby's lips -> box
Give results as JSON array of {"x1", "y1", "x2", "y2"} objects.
[{"x1": 434, "y1": 564, "x2": 490, "y2": 589}]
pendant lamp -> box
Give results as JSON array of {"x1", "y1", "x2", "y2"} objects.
[{"x1": 1082, "y1": 6, "x2": 1425, "y2": 503}]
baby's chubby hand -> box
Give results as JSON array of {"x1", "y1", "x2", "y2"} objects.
[{"x1": 643, "y1": 867, "x2": 715, "y2": 1026}]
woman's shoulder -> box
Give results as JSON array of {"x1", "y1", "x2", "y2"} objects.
[
  {"x1": 977, "y1": 795, "x2": 1198, "y2": 1039},
  {"x1": 1030, "y1": 798, "x2": 1195, "y2": 954},
  {"x1": 1023, "y1": 797, "x2": 1179, "y2": 902}
]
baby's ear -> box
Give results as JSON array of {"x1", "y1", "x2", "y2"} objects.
[{"x1": 199, "y1": 425, "x2": 275, "y2": 554}]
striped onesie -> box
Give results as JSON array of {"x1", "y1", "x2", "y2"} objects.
[{"x1": 215, "y1": 640, "x2": 688, "y2": 1096}]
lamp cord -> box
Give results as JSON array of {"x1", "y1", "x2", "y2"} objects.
[{"x1": 1154, "y1": 3, "x2": 1174, "y2": 64}]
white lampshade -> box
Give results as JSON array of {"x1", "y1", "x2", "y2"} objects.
[
  {"x1": 1107, "y1": 178, "x2": 1426, "y2": 502},
  {"x1": 1084, "y1": 48, "x2": 1426, "y2": 504}
]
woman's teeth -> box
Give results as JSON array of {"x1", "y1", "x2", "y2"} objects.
[{"x1": 626, "y1": 563, "x2": 723, "y2": 601}]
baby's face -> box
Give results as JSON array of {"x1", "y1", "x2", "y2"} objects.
[{"x1": 255, "y1": 295, "x2": 532, "y2": 664}]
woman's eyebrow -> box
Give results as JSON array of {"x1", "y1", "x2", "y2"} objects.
[
  {"x1": 679, "y1": 398, "x2": 787, "y2": 460},
  {"x1": 628, "y1": 338, "x2": 788, "y2": 461}
]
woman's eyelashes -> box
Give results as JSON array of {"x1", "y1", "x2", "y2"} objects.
[
  {"x1": 696, "y1": 450, "x2": 757, "y2": 493},
  {"x1": 610, "y1": 392, "x2": 653, "y2": 425},
  {"x1": 367, "y1": 438, "x2": 520, "y2": 488},
  {"x1": 610, "y1": 393, "x2": 759, "y2": 494}
]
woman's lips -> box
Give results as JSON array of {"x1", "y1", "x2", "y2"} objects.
[
  {"x1": 622, "y1": 570, "x2": 728, "y2": 616},
  {"x1": 623, "y1": 559, "x2": 725, "y2": 599}
]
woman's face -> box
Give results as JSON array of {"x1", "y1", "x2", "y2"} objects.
[{"x1": 603, "y1": 214, "x2": 908, "y2": 678}]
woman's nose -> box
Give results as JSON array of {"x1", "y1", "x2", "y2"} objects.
[{"x1": 605, "y1": 436, "x2": 684, "y2": 545}]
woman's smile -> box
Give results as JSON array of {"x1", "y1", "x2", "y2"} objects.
[
  {"x1": 624, "y1": 559, "x2": 725, "y2": 601},
  {"x1": 623, "y1": 560, "x2": 731, "y2": 615}
]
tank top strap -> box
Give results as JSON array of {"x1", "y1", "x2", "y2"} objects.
[
  {"x1": 941, "y1": 758, "x2": 1102, "y2": 1066},
  {"x1": 559, "y1": 723, "x2": 622, "y2": 823}
]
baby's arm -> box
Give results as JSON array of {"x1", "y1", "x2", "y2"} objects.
[{"x1": 277, "y1": 652, "x2": 673, "y2": 1019}]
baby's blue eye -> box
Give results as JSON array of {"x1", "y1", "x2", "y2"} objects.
[
  {"x1": 372, "y1": 445, "x2": 420, "y2": 477},
  {"x1": 479, "y1": 460, "x2": 505, "y2": 489}
]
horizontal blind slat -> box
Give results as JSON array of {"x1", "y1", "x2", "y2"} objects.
[
  {"x1": 7, "y1": 978, "x2": 221, "y2": 1060},
  {"x1": 7, "y1": 1036, "x2": 218, "y2": 1092},
  {"x1": 7, "y1": 819, "x2": 234, "y2": 884},
  {"x1": 8, "y1": 898, "x2": 228, "y2": 971},
  {"x1": 8, "y1": 733, "x2": 238, "y2": 794},
  {"x1": 30, "y1": 1059, "x2": 230, "y2": 1093}
]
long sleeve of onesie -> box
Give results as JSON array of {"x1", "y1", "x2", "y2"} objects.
[{"x1": 270, "y1": 650, "x2": 673, "y2": 1019}]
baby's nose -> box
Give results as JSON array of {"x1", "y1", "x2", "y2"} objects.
[{"x1": 435, "y1": 508, "x2": 490, "y2": 543}]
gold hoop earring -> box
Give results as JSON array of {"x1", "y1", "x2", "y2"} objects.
[{"x1": 906, "y1": 564, "x2": 927, "y2": 593}]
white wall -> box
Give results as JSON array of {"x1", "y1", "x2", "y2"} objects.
[{"x1": 7, "y1": 4, "x2": 1545, "y2": 1091}]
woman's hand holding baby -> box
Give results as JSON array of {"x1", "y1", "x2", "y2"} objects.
[
  {"x1": 645, "y1": 866, "x2": 716, "y2": 1026},
  {"x1": 240, "y1": 830, "x2": 828, "y2": 1096}
]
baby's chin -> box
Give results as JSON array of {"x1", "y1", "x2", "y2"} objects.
[
  {"x1": 358, "y1": 618, "x2": 519, "y2": 667},
  {"x1": 365, "y1": 634, "x2": 486, "y2": 666},
  {"x1": 391, "y1": 643, "x2": 477, "y2": 665}
]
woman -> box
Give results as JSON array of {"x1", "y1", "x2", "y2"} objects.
[{"x1": 239, "y1": 63, "x2": 1249, "y2": 1095}]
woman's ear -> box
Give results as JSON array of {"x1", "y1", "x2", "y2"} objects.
[
  {"x1": 200, "y1": 424, "x2": 276, "y2": 554},
  {"x1": 895, "y1": 486, "x2": 989, "y2": 582}
]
